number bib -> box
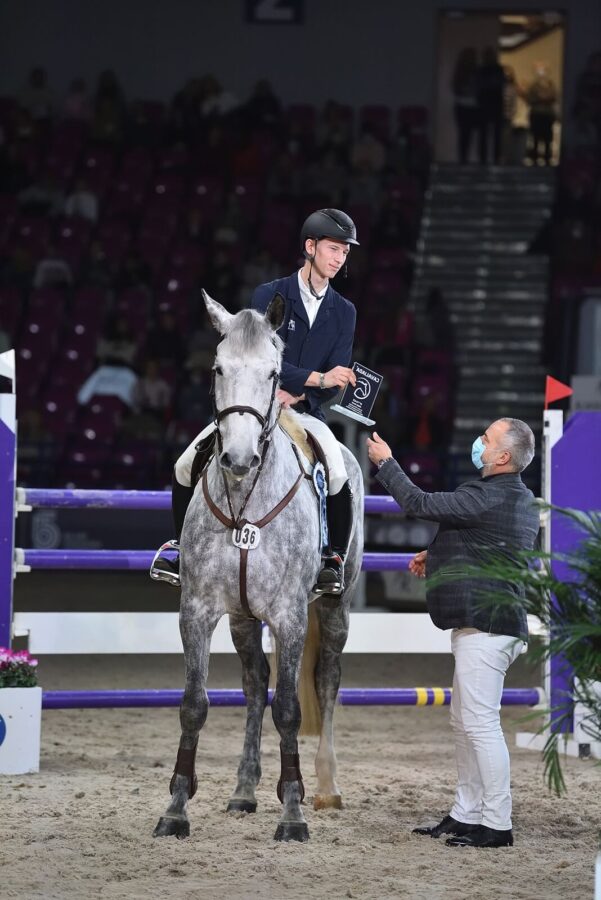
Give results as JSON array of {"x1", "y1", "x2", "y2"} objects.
[{"x1": 232, "y1": 523, "x2": 261, "y2": 550}]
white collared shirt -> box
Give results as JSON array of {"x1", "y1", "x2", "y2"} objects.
[{"x1": 297, "y1": 270, "x2": 327, "y2": 327}]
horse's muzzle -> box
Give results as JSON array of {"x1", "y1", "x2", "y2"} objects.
[{"x1": 220, "y1": 452, "x2": 261, "y2": 477}]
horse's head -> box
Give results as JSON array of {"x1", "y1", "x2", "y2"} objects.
[{"x1": 203, "y1": 290, "x2": 285, "y2": 479}]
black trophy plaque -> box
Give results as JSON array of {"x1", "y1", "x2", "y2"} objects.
[{"x1": 330, "y1": 362, "x2": 383, "y2": 426}]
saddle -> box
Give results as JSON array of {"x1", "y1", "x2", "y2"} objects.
[{"x1": 278, "y1": 410, "x2": 330, "y2": 490}]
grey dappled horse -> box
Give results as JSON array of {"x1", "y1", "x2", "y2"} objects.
[{"x1": 153, "y1": 291, "x2": 364, "y2": 843}]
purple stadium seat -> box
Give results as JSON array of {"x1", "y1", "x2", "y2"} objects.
[
  {"x1": 120, "y1": 146, "x2": 155, "y2": 179},
  {"x1": 95, "y1": 221, "x2": 132, "y2": 264},
  {"x1": 371, "y1": 247, "x2": 409, "y2": 271},
  {"x1": 41, "y1": 390, "x2": 78, "y2": 440},
  {"x1": 12, "y1": 217, "x2": 51, "y2": 257},
  {"x1": 410, "y1": 374, "x2": 452, "y2": 419}
]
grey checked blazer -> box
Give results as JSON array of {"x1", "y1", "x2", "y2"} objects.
[{"x1": 376, "y1": 461, "x2": 540, "y2": 640}]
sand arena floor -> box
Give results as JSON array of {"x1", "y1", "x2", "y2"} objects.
[{"x1": 1, "y1": 653, "x2": 599, "y2": 900}]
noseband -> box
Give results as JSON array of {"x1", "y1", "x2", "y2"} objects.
[{"x1": 210, "y1": 365, "x2": 280, "y2": 450}]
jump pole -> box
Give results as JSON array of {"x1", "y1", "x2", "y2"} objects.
[{"x1": 41, "y1": 687, "x2": 543, "y2": 710}]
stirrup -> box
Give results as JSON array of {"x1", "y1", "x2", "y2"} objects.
[
  {"x1": 312, "y1": 553, "x2": 344, "y2": 597},
  {"x1": 150, "y1": 539, "x2": 180, "y2": 587}
]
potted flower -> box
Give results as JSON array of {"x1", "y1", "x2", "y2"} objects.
[{"x1": 0, "y1": 648, "x2": 42, "y2": 774}]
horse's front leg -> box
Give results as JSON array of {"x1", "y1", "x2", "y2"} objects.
[
  {"x1": 226, "y1": 616, "x2": 270, "y2": 813},
  {"x1": 271, "y1": 608, "x2": 309, "y2": 842},
  {"x1": 153, "y1": 608, "x2": 220, "y2": 839},
  {"x1": 313, "y1": 601, "x2": 350, "y2": 810}
]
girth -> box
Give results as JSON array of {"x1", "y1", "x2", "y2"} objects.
[{"x1": 202, "y1": 445, "x2": 307, "y2": 620}]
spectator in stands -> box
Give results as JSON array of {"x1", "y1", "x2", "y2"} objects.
[
  {"x1": 96, "y1": 315, "x2": 137, "y2": 367},
  {"x1": 77, "y1": 362, "x2": 138, "y2": 409},
  {"x1": 422, "y1": 287, "x2": 455, "y2": 354},
  {"x1": 177, "y1": 357, "x2": 214, "y2": 422},
  {"x1": 145, "y1": 311, "x2": 184, "y2": 365},
  {"x1": 206, "y1": 246, "x2": 240, "y2": 305},
  {"x1": 525, "y1": 64, "x2": 558, "y2": 165},
  {"x1": 92, "y1": 70, "x2": 126, "y2": 145},
  {"x1": 0, "y1": 143, "x2": 31, "y2": 194},
  {"x1": 316, "y1": 100, "x2": 353, "y2": 163},
  {"x1": 238, "y1": 248, "x2": 281, "y2": 307},
  {"x1": 62, "y1": 78, "x2": 91, "y2": 121},
  {"x1": 476, "y1": 47, "x2": 506, "y2": 165},
  {"x1": 132, "y1": 358, "x2": 172, "y2": 418},
  {"x1": 19, "y1": 67, "x2": 54, "y2": 124},
  {"x1": 199, "y1": 75, "x2": 239, "y2": 120},
  {"x1": 85, "y1": 240, "x2": 116, "y2": 289},
  {"x1": 452, "y1": 48, "x2": 479, "y2": 164},
  {"x1": 64, "y1": 178, "x2": 98, "y2": 223},
  {"x1": 115, "y1": 250, "x2": 152, "y2": 292},
  {"x1": 302, "y1": 149, "x2": 346, "y2": 206},
  {"x1": 19, "y1": 175, "x2": 64, "y2": 217},
  {"x1": 351, "y1": 124, "x2": 387, "y2": 174},
  {"x1": 32, "y1": 244, "x2": 72, "y2": 289},
  {"x1": 241, "y1": 79, "x2": 282, "y2": 132},
  {"x1": 267, "y1": 151, "x2": 302, "y2": 201},
  {"x1": 501, "y1": 66, "x2": 521, "y2": 163}
]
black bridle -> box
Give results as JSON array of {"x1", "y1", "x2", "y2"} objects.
[
  {"x1": 209, "y1": 362, "x2": 281, "y2": 527},
  {"x1": 210, "y1": 365, "x2": 280, "y2": 449}
]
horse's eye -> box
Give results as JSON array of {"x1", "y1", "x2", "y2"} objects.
[{"x1": 213, "y1": 366, "x2": 223, "y2": 376}]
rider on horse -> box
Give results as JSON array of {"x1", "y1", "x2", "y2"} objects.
[{"x1": 152, "y1": 207, "x2": 359, "y2": 598}]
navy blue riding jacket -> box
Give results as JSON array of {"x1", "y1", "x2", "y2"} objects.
[{"x1": 250, "y1": 272, "x2": 356, "y2": 422}]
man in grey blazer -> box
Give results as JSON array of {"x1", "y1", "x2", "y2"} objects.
[{"x1": 367, "y1": 418, "x2": 540, "y2": 849}]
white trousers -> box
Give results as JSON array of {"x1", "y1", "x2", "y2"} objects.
[
  {"x1": 174, "y1": 414, "x2": 348, "y2": 495},
  {"x1": 449, "y1": 628, "x2": 525, "y2": 831}
]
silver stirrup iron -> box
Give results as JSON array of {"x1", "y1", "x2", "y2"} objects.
[{"x1": 150, "y1": 539, "x2": 180, "y2": 586}]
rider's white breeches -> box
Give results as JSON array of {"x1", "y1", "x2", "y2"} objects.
[{"x1": 174, "y1": 415, "x2": 348, "y2": 495}]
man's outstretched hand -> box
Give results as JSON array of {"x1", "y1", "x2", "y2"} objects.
[
  {"x1": 277, "y1": 389, "x2": 305, "y2": 408},
  {"x1": 408, "y1": 550, "x2": 427, "y2": 579},
  {"x1": 366, "y1": 431, "x2": 393, "y2": 466}
]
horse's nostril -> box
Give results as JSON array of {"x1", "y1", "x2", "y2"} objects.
[
  {"x1": 251, "y1": 454, "x2": 261, "y2": 469},
  {"x1": 221, "y1": 452, "x2": 232, "y2": 469}
]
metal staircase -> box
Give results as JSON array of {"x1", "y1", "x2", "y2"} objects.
[{"x1": 412, "y1": 163, "x2": 555, "y2": 489}]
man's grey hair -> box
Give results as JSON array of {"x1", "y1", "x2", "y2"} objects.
[{"x1": 497, "y1": 417, "x2": 535, "y2": 472}]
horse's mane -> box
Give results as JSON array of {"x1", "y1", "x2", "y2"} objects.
[{"x1": 226, "y1": 309, "x2": 284, "y2": 358}]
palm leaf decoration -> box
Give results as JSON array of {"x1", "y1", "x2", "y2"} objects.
[{"x1": 430, "y1": 505, "x2": 601, "y2": 795}]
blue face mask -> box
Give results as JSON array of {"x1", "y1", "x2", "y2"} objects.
[{"x1": 471, "y1": 436, "x2": 486, "y2": 470}]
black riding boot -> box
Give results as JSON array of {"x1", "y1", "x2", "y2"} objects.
[
  {"x1": 150, "y1": 434, "x2": 216, "y2": 587},
  {"x1": 313, "y1": 480, "x2": 353, "y2": 599}
]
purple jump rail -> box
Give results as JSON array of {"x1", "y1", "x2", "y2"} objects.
[
  {"x1": 21, "y1": 488, "x2": 401, "y2": 515},
  {"x1": 41, "y1": 687, "x2": 544, "y2": 710},
  {"x1": 21, "y1": 549, "x2": 412, "y2": 572}
]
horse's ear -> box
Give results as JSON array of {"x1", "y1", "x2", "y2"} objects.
[
  {"x1": 265, "y1": 292, "x2": 285, "y2": 332},
  {"x1": 202, "y1": 289, "x2": 234, "y2": 335}
]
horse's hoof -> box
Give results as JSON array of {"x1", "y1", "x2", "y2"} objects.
[
  {"x1": 274, "y1": 822, "x2": 309, "y2": 843},
  {"x1": 153, "y1": 815, "x2": 190, "y2": 840},
  {"x1": 226, "y1": 799, "x2": 257, "y2": 814},
  {"x1": 314, "y1": 794, "x2": 343, "y2": 810}
]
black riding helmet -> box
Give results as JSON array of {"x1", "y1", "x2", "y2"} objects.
[{"x1": 300, "y1": 208, "x2": 360, "y2": 256}]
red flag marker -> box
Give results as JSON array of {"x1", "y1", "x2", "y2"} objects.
[{"x1": 545, "y1": 375, "x2": 573, "y2": 409}]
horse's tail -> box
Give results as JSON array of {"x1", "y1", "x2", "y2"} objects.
[
  {"x1": 269, "y1": 602, "x2": 322, "y2": 737},
  {"x1": 298, "y1": 602, "x2": 321, "y2": 736}
]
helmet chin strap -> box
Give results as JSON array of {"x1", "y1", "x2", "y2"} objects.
[{"x1": 307, "y1": 239, "x2": 327, "y2": 300}]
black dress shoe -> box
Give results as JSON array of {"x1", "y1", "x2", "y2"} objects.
[
  {"x1": 446, "y1": 825, "x2": 514, "y2": 848},
  {"x1": 412, "y1": 815, "x2": 480, "y2": 838}
]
